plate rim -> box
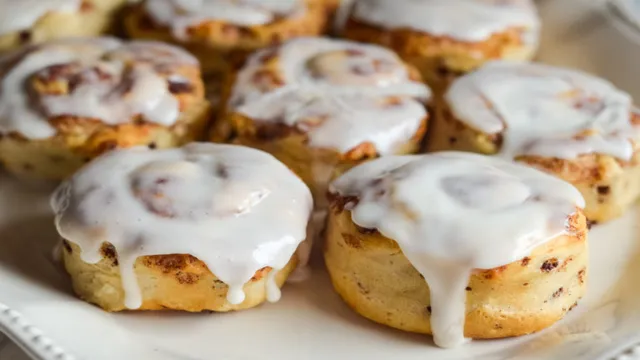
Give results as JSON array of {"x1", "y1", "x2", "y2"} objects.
[
  {"x1": 1, "y1": 299, "x2": 639, "y2": 360},
  {"x1": 0, "y1": 302, "x2": 75, "y2": 360}
]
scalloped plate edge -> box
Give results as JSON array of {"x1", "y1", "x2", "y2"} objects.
[
  {"x1": 1, "y1": 299, "x2": 639, "y2": 360},
  {"x1": 0, "y1": 303, "x2": 75, "y2": 360}
]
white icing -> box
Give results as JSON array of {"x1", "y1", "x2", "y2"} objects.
[
  {"x1": 51, "y1": 143, "x2": 313, "y2": 309},
  {"x1": 352, "y1": 0, "x2": 540, "y2": 43},
  {"x1": 0, "y1": 38, "x2": 198, "y2": 140},
  {"x1": 0, "y1": 0, "x2": 80, "y2": 36},
  {"x1": 145, "y1": 0, "x2": 305, "y2": 40},
  {"x1": 446, "y1": 61, "x2": 640, "y2": 160},
  {"x1": 231, "y1": 37, "x2": 431, "y2": 154},
  {"x1": 330, "y1": 152, "x2": 585, "y2": 348}
]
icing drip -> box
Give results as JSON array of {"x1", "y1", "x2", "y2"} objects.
[
  {"x1": 51, "y1": 143, "x2": 313, "y2": 309},
  {"x1": 145, "y1": 0, "x2": 305, "y2": 40},
  {"x1": 352, "y1": 0, "x2": 540, "y2": 43},
  {"x1": 0, "y1": 0, "x2": 80, "y2": 36},
  {"x1": 231, "y1": 37, "x2": 431, "y2": 154},
  {"x1": 330, "y1": 152, "x2": 584, "y2": 348},
  {"x1": 446, "y1": 61, "x2": 640, "y2": 160},
  {"x1": 0, "y1": 38, "x2": 198, "y2": 140}
]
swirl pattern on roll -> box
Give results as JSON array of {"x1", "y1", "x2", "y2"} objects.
[
  {"x1": 230, "y1": 37, "x2": 431, "y2": 154},
  {"x1": 352, "y1": 0, "x2": 540, "y2": 42},
  {"x1": 446, "y1": 61, "x2": 640, "y2": 160},
  {"x1": 0, "y1": 37, "x2": 199, "y2": 140},
  {"x1": 145, "y1": 0, "x2": 306, "y2": 39},
  {"x1": 330, "y1": 152, "x2": 584, "y2": 348},
  {"x1": 52, "y1": 143, "x2": 313, "y2": 309},
  {"x1": 0, "y1": 0, "x2": 80, "y2": 36}
]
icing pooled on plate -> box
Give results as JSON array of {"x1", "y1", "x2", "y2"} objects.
[
  {"x1": 52, "y1": 143, "x2": 313, "y2": 309},
  {"x1": 230, "y1": 37, "x2": 431, "y2": 154},
  {"x1": 352, "y1": 0, "x2": 540, "y2": 42},
  {"x1": 0, "y1": 0, "x2": 80, "y2": 36},
  {"x1": 0, "y1": 37, "x2": 198, "y2": 140},
  {"x1": 446, "y1": 61, "x2": 640, "y2": 160},
  {"x1": 330, "y1": 152, "x2": 584, "y2": 348},
  {"x1": 145, "y1": 0, "x2": 306, "y2": 40}
]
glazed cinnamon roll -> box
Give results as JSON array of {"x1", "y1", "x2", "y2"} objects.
[
  {"x1": 214, "y1": 37, "x2": 430, "y2": 208},
  {"x1": 0, "y1": 38, "x2": 212, "y2": 180},
  {"x1": 124, "y1": 0, "x2": 329, "y2": 74},
  {"x1": 0, "y1": 0, "x2": 128, "y2": 53},
  {"x1": 342, "y1": 0, "x2": 540, "y2": 92},
  {"x1": 428, "y1": 61, "x2": 640, "y2": 223},
  {"x1": 326, "y1": 152, "x2": 588, "y2": 347},
  {"x1": 52, "y1": 143, "x2": 313, "y2": 312}
]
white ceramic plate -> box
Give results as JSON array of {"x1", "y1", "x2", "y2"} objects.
[
  {"x1": 0, "y1": 176, "x2": 639, "y2": 360},
  {"x1": 2, "y1": 1, "x2": 640, "y2": 359}
]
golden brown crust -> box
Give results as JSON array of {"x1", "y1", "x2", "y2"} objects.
[
  {"x1": 0, "y1": 41, "x2": 213, "y2": 180},
  {"x1": 62, "y1": 240, "x2": 297, "y2": 312},
  {"x1": 0, "y1": 0, "x2": 128, "y2": 53},
  {"x1": 213, "y1": 43, "x2": 426, "y2": 147},
  {"x1": 211, "y1": 44, "x2": 428, "y2": 207},
  {"x1": 319, "y1": 0, "x2": 343, "y2": 34},
  {"x1": 124, "y1": 0, "x2": 329, "y2": 74},
  {"x1": 426, "y1": 103, "x2": 640, "y2": 223},
  {"x1": 214, "y1": 111, "x2": 427, "y2": 208},
  {"x1": 224, "y1": 109, "x2": 428, "y2": 161},
  {"x1": 0, "y1": 99, "x2": 211, "y2": 180},
  {"x1": 342, "y1": 18, "x2": 537, "y2": 92},
  {"x1": 324, "y1": 206, "x2": 588, "y2": 339},
  {"x1": 213, "y1": 112, "x2": 425, "y2": 209}
]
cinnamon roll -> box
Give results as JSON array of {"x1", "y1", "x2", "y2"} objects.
[
  {"x1": 213, "y1": 37, "x2": 430, "y2": 208},
  {"x1": 342, "y1": 0, "x2": 540, "y2": 92},
  {"x1": 325, "y1": 152, "x2": 588, "y2": 347},
  {"x1": 123, "y1": 0, "x2": 329, "y2": 74},
  {"x1": 0, "y1": 0, "x2": 128, "y2": 53},
  {"x1": 0, "y1": 38, "x2": 212, "y2": 180},
  {"x1": 427, "y1": 61, "x2": 640, "y2": 223},
  {"x1": 52, "y1": 143, "x2": 313, "y2": 312}
]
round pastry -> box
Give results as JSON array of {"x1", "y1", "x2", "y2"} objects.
[
  {"x1": 0, "y1": 0, "x2": 128, "y2": 53},
  {"x1": 52, "y1": 143, "x2": 313, "y2": 312},
  {"x1": 0, "y1": 37, "x2": 212, "y2": 180},
  {"x1": 214, "y1": 37, "x2": 431, "y2": 207},
  {"x1": 342, "y1": 0, "x2": 540, "y2": 92},
  {"x1": 325, "y1": 152, "x2": 588, "y2": 348},
  {"x1": 427, "y1": 61, "x2": 640, "y2": 223},
  {"x1": 124, "y1": 0, "x2": 330, "y2": 74}
]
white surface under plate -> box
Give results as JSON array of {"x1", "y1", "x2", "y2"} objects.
[{"x1": 2, "y1": 1, "x2": 640, "y2": 359}]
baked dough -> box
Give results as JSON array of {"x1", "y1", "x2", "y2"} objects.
[
  {"x1": 124, "y1": 0, "x2": 329, "y2": 74},
  {"x1": 213, "y1": 37, "x2": 430, "y2": 207},
  {"x1": 342, "y1": 0, "x2": 540, "y2": 92},
  {"x1": 322, "y1": 0, "x2": 346, "y2": 33},
  {"x1": 0, "y1": 38, "x2": 212, "y2": 180},
  {"x1": 325, "y1": 209, "x2": 587, "y2": 339},
  {"x1": 53, "y1": 143, "x2": 313, "y2": 312},
  {"x1": 427, "y1": 61, "x2": 640, "y2": 223},
  {"x1": 62, "y1": 241, "x2": 298, "y2": 312},
  {"x1": 325, "y1": 152, "x2": 588, "y2": 345},
  {"x1": 0, "y1": 0, "x2": 128, "y2": 53}
]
